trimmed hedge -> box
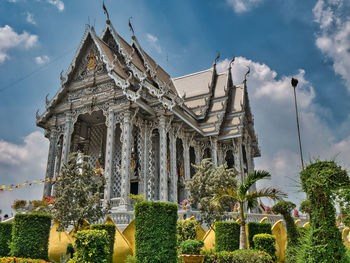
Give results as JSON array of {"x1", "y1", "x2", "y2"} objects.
[
  {"x1": 135, "y1": 201, "x2": 178, "y2": 263},
  {"x1": 91, "y1": 224, "x2": 116, "y2": 263},
  {"x1": 203, "y1": 249, "x2": 275, "y2": 263},
  {"x1": 10, "y1": 213, "x2": 52, "y2": 260},
  {"x1": 248, "y1": 222, "x2": 272, "y2": 248},
  {"x1": 180, "y1": 240, "x2": 204, "y2": 255},
  {"x1": 0, "y1": 257, "x2": 52, "y2": 263},
  {"x1": 0, "y1": 223, "x2": 13, "y2": 257},
  {"x1": 70, "y1": 230, "x2": 109, "y2": 263},
  {"x1": 177, "y1": 220, "x2": 198, "y2": 246},
  {"x1": 215, "y1": 221, "x2": 240, "y2": 252},
  {"x1": 253, "y1": 234, "x2": 276, "y2": 260}
]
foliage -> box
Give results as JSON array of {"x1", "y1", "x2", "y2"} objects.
[
  {"x1": 135, "y1": 201, "x2": 178, "y2": 263},
  {"x1": 52, "y1": 152, "x2": 108, "y2": 231},
  {"x1": 30, "y1": 197, "x2": 55, "y2": 214},
  {"x1": 0, "y1": 258, "x2": 52, "y2": 263},
  {"x1": 125, "y1": 255, "x2": 136, "y2": 263},
  {"x1": 90, "y1": 224, "x2": 116, "y2": 263},
  {"x1": 66, "y1": 243, "x2": 74, "y2": 259},
  {"x1": 253, "y1": 234, "x2": 276, "y2": 261},
  {"x1": 179, "y1": 199, "x2": 190, "y2": 210},
  {"x1": 299, "y1": 160, "x2": 350, "y2": 263},
  {"x1": 272, "y1": 201, "x2": 299, "y2": 263},
  {"x1": 215, "y1": 221, "x2": 240, "y2": 252},
  {"x1": 186, "y1": 159, "x2": 239, "y2": 227},
  {"x1": 211, "y1": 169, "x2": 286, "y2": 249},
  {"x1": 128, "y1": 194, "x2": 145, "y2": 205},
  {"x1": 247, "y1": 222, "x2": 272, "y2": 249},
  {"x1": 336, "y1": 188, "x2": 350, "y2": 227},
  {"x1": 69, "y1": 230, "x2": 109, "y2": 263},
  {"x1": 10, "y1": 213, "x2": 52, "y2": 260},
  {"x1": 203, "y1": 249, "x2": 275, "y2": 263},
  {"x1": 11, "y1": 200, "x2": 27, "y2": 211},
  {"x1": 0, "y1": 223, "x2": 12, "y2": 257},
  {"x1": 177, "y1": 220, "x2": 198, "y2": 246},
  {"x1": 180, "y1": 240, "x2": 204, "y2": 255},
  {"x1": 299, "y1": 200, "x2": 312, "y2": 218}
]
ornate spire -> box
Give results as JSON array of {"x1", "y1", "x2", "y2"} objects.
[
  {"x1": 128, "y1": 17, "x2": 135, "y2": 38},
  {"x1": 228, "y1": 56, "x2": 235, "y2": 70},
  {"x1": 102, "y1": 1, "x2": 110, "y2": 24},
  {"x1": 214, "y1": 51, "x2": 220, "y2": 65},
  {"x1": 244, "y1": 66, "x2": 250, "y2": 82}
]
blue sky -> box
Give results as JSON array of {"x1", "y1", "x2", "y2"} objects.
[{"x1": 0, "y1": 0, "x2": 350, "y2": 215}]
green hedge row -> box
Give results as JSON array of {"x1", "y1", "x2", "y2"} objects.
[
  {"x1": 70, "y1": 230, "x2": 109, "y2": 263},
  {"x1": 0, "y1": 223, "x2": 13, "y2": 257},
  {"x1": 0, "y1": 257, "x2": 52, "y2": 263},
  {"x1": 203, "y1": 249, "x2": 274, "y2": 263},
  {"x1": 247, "y1": 222, "x2": 272, "y2": 248},
  {"x1": 10, "y1": 213, "x2": 52, "y2": 260},
  {"x1": 91, "y1": 224, "x2": 116, "y2": 263},
  {"x1": 135, "y1": 201, "x2": 178, "y2": 263},
  {"x1": 177, "y1": 220, "x2": 198, "y2": 246},
  {"x1": 215, "y1": 222, "x2": 240, "y2": 252},
  {"x1": 253, "y1": 234, "x2": 276, "y2": 260}
]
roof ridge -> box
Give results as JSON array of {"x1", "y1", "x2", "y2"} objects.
[{"x1": 173, "y1": 68, "x2": 213, "y2": 80}]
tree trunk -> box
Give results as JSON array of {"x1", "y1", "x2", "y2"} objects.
[{"x1": 239, "y1": 202, "x2": 247, "y2": 249}]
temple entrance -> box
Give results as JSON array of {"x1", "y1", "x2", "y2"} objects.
[{"x1": 225, "y1": 150, "x2": 235, "y2": 169}]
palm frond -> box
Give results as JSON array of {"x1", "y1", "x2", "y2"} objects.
[
  {"x1": 239, "y1": 170, "x2": 271, "y2": 197},
  {"x1": 211, "y1": 187, "x2": 239, "y2": 206},
  {"x1": 245, "y1": 187, "x2": 287, "y2": 203}
]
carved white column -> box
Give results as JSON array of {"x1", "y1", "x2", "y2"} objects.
[
  {"x1": 104, "y1": 110, "x2": 116, "y2": 202},
  {"x1": 217, "y1": 143, "x2": 224, "y2": 166},
  {"x1": 159, "y1": 115, "x2": 168, "y2": 202},
  {"x1": 183, "y1": 138, "x2": 190, "y2": 199},
  {"x1": 169, "y1": 129, "x2": 177, "y2": 203},
  {"x1": 120, "y1": 110, "x2": 132, "y2": 210},
  {"x1": 211, "y1": 137, "x2": 218, "y2": 166},
  {"x1": 142, "y1": 122, "x2": 149, "y2": 200},
  {"x1": 235, "y1": 138, "x2": 244, "y2": 183},
  {"x1": 61, "y1": 113, "x2": 73, "y2": 167},
  {"x1": 195, "y1": 145, "x2": 201, "y2": 165},
  {"x1": 43, "y1": 128, "x2": 57, "y2": 197}
]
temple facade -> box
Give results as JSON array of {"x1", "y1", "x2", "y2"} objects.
[{"x1": 36, "y1": 19, "x2": 260, "y2": 212}]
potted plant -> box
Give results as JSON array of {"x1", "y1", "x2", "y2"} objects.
[
  {"x1": 180, "y1": 239, "x2": 205, "y2": 263},
  {"x1": 11, "y1": 200, "x2": 27, "y2": 213}
]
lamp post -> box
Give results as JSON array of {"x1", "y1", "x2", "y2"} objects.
[{"x1": 291, "y1": 78, "x2": 304, "y2": 170}]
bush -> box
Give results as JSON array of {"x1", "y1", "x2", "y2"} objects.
[
  {"x1": 135, "y1": 201, "x2": 178, "y2": 263},
  {"x1": 180, "y1": 240, "x2": 204, "y2": 255},
  {"x1": 70, "y1": 230, "x2": 109, "y2": 263},
  {"x1": 253, "y1": 234, "x2": 276, "y2": 260},
  {"x1": 90, "y1": 224, "x2": 116, "y2": 263},
  {"x1": 177, "y1": 220, "x2": 198, "y2": 246},
  {"x1": 203, "y1": 249, "x2": 274, "y2": 263},
  {"x1": 0, "y1": 257, "x2": 52, "y2": 263},
  {"x1": 248, "y1": 222, "x2": 272, "y2": 248},
  {"x1": 215, "y1": 221, "x2": 240, "y2": 252},
  {"x1": 10, "y1": 213, "x2": 52, "y2": 260},
  {"x1": 0, "y1": 223, "x2": 12, "y2": 257}
]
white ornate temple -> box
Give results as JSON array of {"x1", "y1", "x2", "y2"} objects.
[{"x1": 36, "y1": 18, "x2": 260, "y2": 213}]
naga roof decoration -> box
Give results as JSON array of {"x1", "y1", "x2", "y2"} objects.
[{"x1": 36, "y1": 19, "x2": 260, "y2": 157}]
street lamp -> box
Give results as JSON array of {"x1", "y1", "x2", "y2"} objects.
[{"x1": 291, "y1": 78, "x2": 304, "y2": 170}]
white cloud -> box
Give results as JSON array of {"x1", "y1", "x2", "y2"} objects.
[
  {"x1": 26, "y1": 12, "x2": 36, "y2": 25},
  {"x1": 0, "y1": 132, "x2": 48, "y2": 215},
  {"x1": 0, "y1": 25, "x2": 38, "y2": 63},
  {"x1": 218, "y1": 57, "x2": 350, "y2": 208},
  {"x1": 35, "y1": 55, "x2": 50, "y2": 65},
  {"x1": 146, "y1": 33, "x2": 162, "y2": 54},
  {"x1": 47, "y1": 0, "x2": 64, "y2": 12},
  {"x1": 226, "y1": 0, "x2": 263, "y2": 13},
  {"x1": 313, "y1": 0, "x2": 350, "y2": 91}
]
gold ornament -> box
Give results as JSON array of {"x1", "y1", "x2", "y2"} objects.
[{"x1": 87, "y1": 51, "x2": 97, "y2": 71}]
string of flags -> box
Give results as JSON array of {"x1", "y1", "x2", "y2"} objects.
[{"x1": 0, "y1": 177, "x2": 56, "y2": 192}]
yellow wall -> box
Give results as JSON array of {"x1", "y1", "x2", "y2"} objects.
[{"x1": 48, "y1": 220, "x2": 74, "y2": 263}]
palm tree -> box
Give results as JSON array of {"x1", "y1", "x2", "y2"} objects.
[{"x1": 212, "y1": 170, "x2": 287, "y2": 249}]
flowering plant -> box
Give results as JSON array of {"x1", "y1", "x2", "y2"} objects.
[
  {"x1": 180, "y1": 199, "x2": 190, "y2": 210},
  {"x1": 293, "y1": 208, "x2": 300, "y2": 218},
  {"x1": 265, "y1": 206, "x2": 273, "y2": 214},
  {"x1": 11, "y1": 200, "x2": 27, "y2": 211}
]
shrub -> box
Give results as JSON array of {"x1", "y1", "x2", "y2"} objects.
[
  {"x1": 248, "y1": 222, "x2": 272, "y2": 248},
  {"x1": 215, "y1": 221, "x2": 240, "y2": 252},
  {"x1": 0, "y1": 223, "x2": 12, "y2": 257},
  {"x1": 10, "y1": 213, "x2": 52, "y2": 260},
  {"x1": 0, "y1": 257, "x2": 52, "y2": 263},
  {"x1": 135, "y1": 201, "x2": 178, "y2": 263},
  {"x1": 180, "y1": 240, "x2": 204, "y2": 255},
  {"x1": 253, "y1": 234, "x2": 276, "y2": 261},
  {"x1": 90, "y1": 224, "x2": 116, "y2": 263},
  {"x1": 177, "y1": 220, "x2": 198, "y2": 246},
  {"x1": 70, "y1": 230, "x2": 109, "y2": 263},
  {"x1": 203, "y1": 249, "x2": 274, "y2": 263}
]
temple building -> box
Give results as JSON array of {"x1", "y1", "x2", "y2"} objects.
[{"x1": 36, "y1": 18, "x2": 260, "y2": 213}]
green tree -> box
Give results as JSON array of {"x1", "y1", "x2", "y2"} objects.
[
  {"x1": 299, "y1": 160, "x2": 350, "y2": 263},
  {"x1": 212, "y1": 170, "x2": 286, "y2": 249},
  {"x1": 52, "y1": 152, "x2": 108, "y2": 231},
  {"x1": 186, "y1": 159, "x2": 238, "y2": 227}
]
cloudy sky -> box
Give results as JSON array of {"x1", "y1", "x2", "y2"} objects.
[{"x1": 0, "y1": 0, "x2": 350, "y2": 215}]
